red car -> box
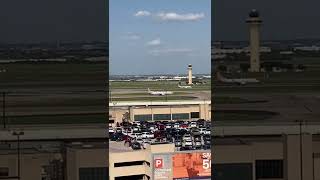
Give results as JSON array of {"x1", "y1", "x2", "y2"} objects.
[
  {"x1": 157, "y1": 124, "x2": 165, "y2": 131},
  {"x1": 180, "y1": 124, "x2": 188, "y2": 129}
]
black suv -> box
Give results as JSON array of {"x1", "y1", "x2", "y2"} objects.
[{"x1": 131, "y1": 142, "x2": 141, "y2": 150}]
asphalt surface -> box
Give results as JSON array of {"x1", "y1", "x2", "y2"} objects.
[{"x1": 214, "y1": 88, "x2": 320, "y2": 124}]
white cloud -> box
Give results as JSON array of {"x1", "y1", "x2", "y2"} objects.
[
  {"x1": 122, "y1": 33, "x2": 141, "y2": 40},
  {"x1": 134, "y1": 10, "x2": 151, "y2": 17},
  {"x1": 149, "y1": 48, "x2": 194, "y2": 56},
  {"x1": 156, "y1": 12, "x2": 205, "y2": 22},
  {"x1": 146, "y1": 38, "x2": 161, "y2": 46}
]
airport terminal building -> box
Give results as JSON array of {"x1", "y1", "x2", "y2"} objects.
[{"x1": 109, "y1": 100, "x2": 211, "y2": 126}]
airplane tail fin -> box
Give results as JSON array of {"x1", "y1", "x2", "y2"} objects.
[{"x1": 147, "y1": 88, "x2": 150, "y2": 92}]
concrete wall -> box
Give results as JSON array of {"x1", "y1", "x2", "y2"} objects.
[
  {"x1": 66, "y1": 148, "x2": 107, "y2": 180},
  {"x1": 109, "y1": 143, "x2": 175, "y2": 180},
  {"x1": 0, "y1": 153, "x2": 59, "y2": 180}
]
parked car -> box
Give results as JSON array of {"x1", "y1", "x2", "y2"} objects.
[
  {"x1": 132, "y1": 127, "x2": 140, "y2": 132},
  {"x1": 204, "y1": 128, "x2": 211, "y2": 135},
  {"x1": 109, "y1": 127, "x2": 114, "y2": 134},
  {"x1": 136, "y1": 138, "x2": 144, "y2": 144},
  {"x1": 173, "y1": 123, "x2": 180, "y2": 129},
  {"x1": 199, "y1": 128, "x2": 206, "y2": 134},
  {"x1": 180, "y1": 124, "x2": 188, "y2": 129},
  {"x1": 189, "y1": 122, "x2": 197, "y2": 128},
  {"x1": 193, "y1": 135, "x2": 201, "y2": 141},
  {"x1": 115, "y1": 127, "x2": 122, "y2": 133},
  {"x1": 183, "y1": 134, "x2": 192, "y2": 141},
  {"x1": 203, "y1": 135, "x2": 211, "y2": 147},
  {"x1": 175, "y1": 140, "x2": 182, "y2": 147},
  {"x1": 191, "y1": 129, "x2": 201, "y2": 136},
  {"x1": 135, "y1": 133, "x2": 143, "y2": 139},
  {"x1": 195, "y1": 140, "x2": 202, "y2": 149},
  {"x1": 183, "y1": 140, "x2": 193, "y2": 147},
  {"x1": 142, "y1": 132, "x2": 154, "y2": 139},
  {"x1": 131, "y1": 142, "x2": 141, "y2": 150}
]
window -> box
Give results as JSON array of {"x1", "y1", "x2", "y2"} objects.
[
  {"x1": 0, "y1": 167, "x2": 8, "y2": 177},
  {"x1": 256, "y1": 160, "x2": 283, "y2": 179},
  {"x1": 134, "y1": 114, "x2": 152, "y2": 121},
  {"x1": 213, "y1": 163, "x2": 252, "y2": 180},
  {"x1": 191, "y1": 112, "x2": 200, "y2": 118},
  {"x1": 172, "y1": 113, "x2": 189, "y2": 120},
  {"x1": 79, "y1": 167, "x2": 108, "y2": 180},
  {"x1": 114, "y1": 161, "x2": 150, "y2": 167},
  {"x1": 153, "y1": 114, "x2": 171, "y2": 121}
]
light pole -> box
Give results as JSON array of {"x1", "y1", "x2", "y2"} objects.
[
  {"x1": 109, "y1": 82, "x2": 112, "y2": 103},
  {"x1": 295, "y1": 120, "x2": 304, "y2": 180},
  {"x1": 12, "y1": 131, "x2": 24, "y2": 180}
]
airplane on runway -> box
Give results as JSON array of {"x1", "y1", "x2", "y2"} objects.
[
  {"x1": 147, "y1": 88, "x2": 173, "y2": 96},
  {"x1": 216, "y1": 71, "x2": 260, "y2": 85}
]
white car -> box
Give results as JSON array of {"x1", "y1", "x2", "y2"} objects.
[
  {"x1": 109, "y1": 127, "x2": 114, "y2": 133},
  {"x1": 189, "y1": 122, "x2": 197, "y2": 128},
  {"x1": 204, "y1": 129, "x2": 211, "y2": 135},
  {"x1": 184, "y1": 140, "x2": 193, "y2": 146},
  {"x1": 173, "y1": 123, "x2": 180, "y2": 129},
  {"x1": 165, "y1": 124, "x2": 172, "y2": 129},
  {"x1": 146, "y1": 132, "x2": 154, "y2": 138},
  {"x1": 183, "y1": 134, "x2": 192, "y2": 141},
  {"x1": 132, "y1": 127, "x2": 140, "y2": 132},
  {"x1": 149, "y1": 126, "x2": 157, "y2": 132},
  {"x1": 199, "y1": 128, "x2": 206, "y2": 134},
  {"x1": 141, "y1": 132, "x2": 154, "y2": 139}
]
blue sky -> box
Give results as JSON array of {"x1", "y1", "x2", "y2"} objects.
[{"x1": 110, "y1": 0, "x2": 211, "y2": 75}]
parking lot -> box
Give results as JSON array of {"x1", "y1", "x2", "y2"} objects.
[{"x1": 109, "y1": 119, "x2": 211, "y2": 151}]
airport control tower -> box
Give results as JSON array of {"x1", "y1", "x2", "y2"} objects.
[
  {"x1": 188, "y1": 64, "x2": 193, "y2": 85},
  {"x1": 246, "y1": 9, "x2": 262, "y2": 72}
]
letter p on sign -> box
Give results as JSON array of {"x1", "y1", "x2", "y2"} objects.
[{"x1": 155, "y1": 159, "x2": 163, "y2": 168}]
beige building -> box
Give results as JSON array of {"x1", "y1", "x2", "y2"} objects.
[
  {"x1": 109, "y1": 141, "x2": 211, "y2": 180},
  {"x1": 109, "y1": 101, "x2": 211, "y2": 126},
  {"x1": 109, "y1": 142, "x2": 175, "y2": 180},
  {"x1": 214, "y1": 124, "x2": 320, "y2": 180},
  {"x1": 0, "y1": 141, "x2": 107, "y2": 180}
]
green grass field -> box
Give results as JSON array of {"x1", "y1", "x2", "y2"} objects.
[
  {"x1": 214, "y1": 70, "x2": 320, "y2": 94},
  {"x1": 110, "y1": 96, "x2": 197, "y2": 102},
  {"x1": 0, "y1": 63, "x2": 106, "y2": 85},
  {"x1": 213, "y1": 96, "x2": 267, "y2": 104},
  {"x1": 1, "y1": 113, "x2": 106, "y2": 125},
  {"x1": 110, "y1": 80, "x2": 210, "y2": 91},
  {"x1": 214, "y1": 110, "x2": 279, "y2": 122}
]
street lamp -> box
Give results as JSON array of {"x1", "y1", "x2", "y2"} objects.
[
  {"x1": 12, "y1": 131, "x2": 24, "y2": 180},
  {"x1": 294, "y1": 120, "x2": 304, "y2": 180}
]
